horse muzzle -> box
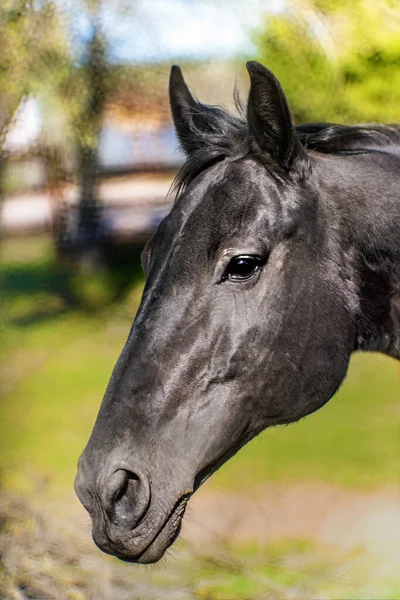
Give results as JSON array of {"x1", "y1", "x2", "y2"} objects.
[{"x1": 74, "y1": 454, "x2": 192, "y2": 563}]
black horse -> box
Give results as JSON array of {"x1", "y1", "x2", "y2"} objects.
[{"x1": 75, "y1": 61, "x2": 400, "y2": 564}]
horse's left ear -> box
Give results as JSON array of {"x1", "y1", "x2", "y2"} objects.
[
  {"x1": 246, "y1": 61, "x2": 309, "y2": 175},
  {"x1": 169, "y1": 65, "x2": 199, "y2": 155}
]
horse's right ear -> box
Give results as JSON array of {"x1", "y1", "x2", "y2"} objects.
[
  {"x1": 246, "y1": 61, "x2": 309, "y2": 177},
  {"x1": 169, "y1": 65, "x2": 199, "y2": 155}
]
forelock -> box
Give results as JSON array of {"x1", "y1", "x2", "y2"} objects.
[{"x1": 172, "y1": 98, "x2": 250, "y2": 197}]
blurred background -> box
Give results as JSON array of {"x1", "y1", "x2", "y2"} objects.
[{"x1": 1, "y1": 0, "x2": 400, "y2": 598}]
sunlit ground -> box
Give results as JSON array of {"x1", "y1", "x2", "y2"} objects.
[{"x1": 1, "y1": 235, "x2": 400, "y2": 599}]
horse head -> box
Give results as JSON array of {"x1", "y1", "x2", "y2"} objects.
[{"x1": 75, "y1": 62, "x2": 364, "y2": 563}]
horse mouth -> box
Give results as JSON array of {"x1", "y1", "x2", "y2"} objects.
[
  {"x1": 133, "y1": 454, "x2": 234, "y2": 563},
  {"x1": 129, "y1": 493, "x2": 190, "y2": 564},
  {"x1": 133, "y1": 448, "x2": 243, "y2": 563},
  {"x1": 93, "y1": 493, "x2": 191, "y2": 564}
]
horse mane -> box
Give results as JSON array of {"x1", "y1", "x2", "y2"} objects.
[
  {"x1": 296, "y1": 123, "x2": 400, "y2": 155},
  {"x1": 173, "y1": 102, "x2": 400, "y2": 195}
]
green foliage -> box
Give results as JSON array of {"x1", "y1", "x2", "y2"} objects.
[
  {"x1": 61, "y1": 28, "x2": 111, "y2": 154},
  {"x1": 255, "y1": 0, "x2": 400, "y2": 123},
  {"x1": 255, "y1": 14, "x2": 337, "y2": 123},
  {"x1": 0, "y1": 0, "x2": 68, "y2": 140}
]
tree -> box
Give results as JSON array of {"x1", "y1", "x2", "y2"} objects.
[
  {"x1": 0, "y1": 0, "x2": 69, "y2": 250},
  {"x1": 0, "y1": 0, "x2": 67, "y2": 146},
  {"x1": 255, "y1": 0, "x2": 400, "y2": 124},
  {"x1": 72, "y1": 24, "x2": 110, "y2": 251},
  {"x1": 52, "y1": 1, "x2": 130, "y2": 257}
]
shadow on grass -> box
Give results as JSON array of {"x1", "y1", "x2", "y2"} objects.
[
  {"x1": 1, "y1": 238, "x2": 146, "y2": 328},
  {"x1": 3, "y1": 261, "x2": 75, "y2": 301},
  {"x1": 102, "y1": 242, "x2": 145, "y2": 302},
  {"x1": 10, "y1": 306, "x2": 69, "y2": 327}
]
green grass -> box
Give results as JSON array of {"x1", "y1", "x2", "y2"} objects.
[
  {"x1": 0, "y1": 234, "x2": 399, "y2": 493},
  {"x1": 186, "y1": 540, "x2": 400, "y2": 600},
  {"x1": 214, "y1": 351, "x2": 400, "y2": 490}
]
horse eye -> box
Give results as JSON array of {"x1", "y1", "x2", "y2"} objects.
[{"x1": 223, "y1": 255, "x2": 263, "y2": 282}]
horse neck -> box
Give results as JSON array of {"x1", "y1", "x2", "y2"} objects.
[{"x1": 316, "y1": 151, "x2": 400, "y2": 359}]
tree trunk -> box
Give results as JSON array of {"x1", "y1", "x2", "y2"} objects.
[
  {"x1": 73, "y1": 26, "x2": 108, "y2": 260},
  {"x1": 77, "y1": 144, "x2": 102, "y2": 249}
]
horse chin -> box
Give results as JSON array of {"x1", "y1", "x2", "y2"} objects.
[
  {"x1": 127, "y1": 498, "x2": 188, "y2": 564},
  {"x1": 92, "y1": 493, "x2": 190, "y2": 565},
  {"x1": 123, "y1": 516, "x2": 184, "y2": 564}
]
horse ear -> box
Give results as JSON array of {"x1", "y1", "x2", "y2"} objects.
[
  {"x1": 246, "y1": 61, "x2": 308, "y2": 174},
  {"x1": 169, "y1": 65, "x2": 199, "y2": 155}
]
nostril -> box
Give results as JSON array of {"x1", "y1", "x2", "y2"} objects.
[
  {"x1": 114, "y1": 471, "x2": 138, "y2": 502},
  {"x1": 113, "y1": 471, "x2": 140, "y2": 517},
  {"x1": 105, "y1": 468, "x2": 150, "y2": 529}
]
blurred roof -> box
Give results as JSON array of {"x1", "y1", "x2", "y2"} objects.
[
  {"x1": 4, "y1": 61, "x2": 251, "y2": 173},
  {"x1": 106, "y1": 60, "x2": 250, "y2": 131}
]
